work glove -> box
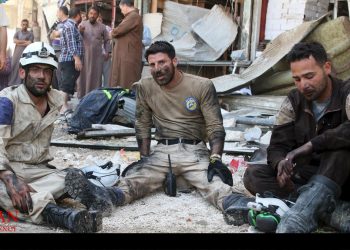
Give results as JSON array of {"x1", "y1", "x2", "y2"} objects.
[
  {"x1": 207, "y1": 158, "x2": 233, "y2": 186},
  {"x1": 121, "y1": 156, "x2": 148, "y2": 177}
]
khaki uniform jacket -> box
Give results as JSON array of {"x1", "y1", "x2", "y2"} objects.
[
  {"x1": 110, "y1": 9, "x2": 143, "y2": 89},
  {"x1": 0, "y1": 84, "x2": 64, "y2": 171}
]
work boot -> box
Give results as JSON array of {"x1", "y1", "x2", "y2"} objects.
[
  {"x1": 276, "y1": 175, "x2": 341, "y2": 233},
  {"x1": 42, "y1": 203, "x2": 102, "y2": 233},
  {"x1": 64, "y1": 168, "x2": 125, "y2": 217},
  {"x1": 222, "y1": 192, "x2": 255, "y2": 226},
  {"x1": 321, "y1": 200, "x2": 350, "y2": 232}
]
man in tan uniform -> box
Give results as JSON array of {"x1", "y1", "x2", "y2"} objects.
[
  {"x1": 0, "y1": 42, "x2": 100, "y2": 233},
  {"x1": 65, "y1": 41, "x2": 253, "y2": 226}
]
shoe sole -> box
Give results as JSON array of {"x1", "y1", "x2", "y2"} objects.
[
  {"x1": 71, "y1": 210, "x2": 102, "y2": 233},
  {"x1": 65, "y1": 168, "x2": 113, "y2": 217},
  {"x1": 223, "y1": 207, "x2": 250, "y2": 226}
]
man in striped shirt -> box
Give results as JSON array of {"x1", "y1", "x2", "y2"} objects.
[{"x1": 59, "y1": 7, "x2": 84, "y2": 115}]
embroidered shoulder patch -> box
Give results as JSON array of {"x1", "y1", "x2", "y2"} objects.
[
  {"x1": 184, "y1": 97, "x2": 198, "y2": 112},
  {"x1": 0, "y1": 97, "x2": 14, "y2": 125}
]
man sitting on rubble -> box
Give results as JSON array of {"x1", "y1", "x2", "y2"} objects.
[
  {"x1": 64, "y1": 41, "x2": 254, "y2": 225},
  {"x1": 242, "y1": 41, "x2": 350, "y2": 233},
  {"x1": 0, "y1": 42, "x2": 101, "y2": 233}
]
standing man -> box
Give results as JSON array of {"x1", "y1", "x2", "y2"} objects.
[
  {"x1": 0, "y1": 3, "x2": 9, "y2": 71},
  {"x1": 109, "y1": 0, "x2": 143, "y2": 89},
  {"x1": 64, "y1": 41, "x2": 253, "y2": 225},
  {"x1": 8, "y1": 19, "x2": 34, "y2": 86},
  {"x1": 49, "y1": 6, "x2": 69, "y2": 90},
  {"x1": 77, "y1": 6, "x2": 110, "y2": 99},
  {"x1": 58, "y1": 8, "x2": 84, "y2": 116},
  {"x1": 97, "y1": 15, "x2": 112, "y2": 87},
  {"x1": 243, "y1": 42, "x2": 350, "y2": 233},
  {"x1": 0, "y1": 42, "x2": 100, "y2": 233}
]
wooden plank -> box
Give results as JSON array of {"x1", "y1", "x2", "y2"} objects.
[
  {"x1": 151, "y1": 0, "x2": 158, "y2": 13},
  {"x1": 240, "y1": 0, "x2": 253, "y2": 60},
  {"x1": 76, "y1": 128, "x2": 156, "y2": 139},
  {"x1": 250, "y1": 0, "x2": 262, "y2": 61},
  {"x1": 51, "y1": 140, "x2": 140, "y2": 151},
  {"x1": 220, "y1": 95, "x2": 286, "y2": 115},
  {"x1": 334, "y1": 0, "x2": 338, "y2": 19}
]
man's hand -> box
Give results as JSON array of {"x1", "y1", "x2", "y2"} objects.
[
  {"x1": 73, "y1": 56, "x2": 83, "y2": 71},
  {"x1": 207, "y1": 158, "x2": 233, "y2": 186},
  {"x1": 0, "y1": 170, "x2": 35, "y2": 214},
  {"x1": 79, "y1": 25, "x2": 85, "y2": 34},
  {"x1": 276, "y1": 158, "x2": 294, "y2": 189},
  {"x1": 276, "y1": 141, "x2": 313, "y2": 189}
]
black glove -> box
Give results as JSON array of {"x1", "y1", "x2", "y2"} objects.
[
  {"x1": 121, "y1": 157, "x2": 148, "y2": 177},
  {"x1": 207, "y1": 158, "x2": 233, "y2": 186}
]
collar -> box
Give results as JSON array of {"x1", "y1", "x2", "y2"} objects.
[{"x1": 302, "y1": 75, "x2": 345, "y2": 113}]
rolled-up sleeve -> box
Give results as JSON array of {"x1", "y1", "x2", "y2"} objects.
[
  {"x1": 200, "y1": 80, "x2": 225, "y2": 140},
  {"x1": 134, "y1": 83, "x2": 153, "y2": 140}
]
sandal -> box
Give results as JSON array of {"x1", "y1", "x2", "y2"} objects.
[{"x1": 64, "y1": 109, "x2": 74, "y2": 123}]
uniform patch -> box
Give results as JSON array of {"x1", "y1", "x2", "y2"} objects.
[
  {"x1": 0, "y1": 97, "x2": 14, "y2": 125},
  {"x1": 184, "y1": 97, "x2": 198, "y2": 112}
]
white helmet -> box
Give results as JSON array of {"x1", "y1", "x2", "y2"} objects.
[
  {"x1": 81, "y1": 161, "x2": 121, "y2": 187},
  {"x1": 20, "y1": 42, "x2": 58, "y2": 69}
]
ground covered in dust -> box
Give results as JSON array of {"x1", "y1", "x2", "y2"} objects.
[{"x1": 6, "y1": 121, "x2": 253, "y2": 234}]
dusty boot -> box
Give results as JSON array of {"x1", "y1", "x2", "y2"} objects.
[
  {"x1": 277, "y1": 175, "x2": 340, "y2": 233},
  {"x1": 64, "y1": 168, "x2": 125, "y2": 217},
  {"x1": 222, "y1": 192, "x2": 255, "y2": 226},
  {"x1": 42, "y1": 203, "x2": 102, "y2": 233},
  {"x1": 321, "y1": 200, "x2": 350, "y2": 232}
]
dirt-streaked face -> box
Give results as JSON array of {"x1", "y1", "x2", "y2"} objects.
[
  {"x1": 148, "y1": 52, "x2": 177, "y2": 87},
  {"x1": 290, "y1": 55, "x2": 332, "y2": 102},
  {"x1": 20, "y1": 64, "x2": 53, "y2": 97}
]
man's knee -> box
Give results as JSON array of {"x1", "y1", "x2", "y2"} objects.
[
  {"x1": 243, "y1": 164, "x2": 279, "y2": 196},
  {"x1": 243, "y1": 164, "x2": 265, "y2": 195}
]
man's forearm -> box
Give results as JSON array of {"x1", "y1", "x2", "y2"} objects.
[
  {"x1": 208, "y1": 132, "x2": 225, "y2": 157},
  {"x1": 137, "y1": 138, "x2": 151, "y2": 157}
]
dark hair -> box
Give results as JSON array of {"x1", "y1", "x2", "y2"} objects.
[
  {"x1": 145, "y1": 41, "x2": 176, "y2": 62},
  {"x1": 119, "y1": 0, "x2": 134, "y2": 7},
  {"x1": 59, "y1": 6, "x2": 69, "y2": 16},
  {"x1": 21, "y1": 19, "x2": 29, "y2": 24},
  {"x1": 69, "y1": 8, "x2": 81, "y2": 18},
  {"x1": 286, "y1": 42, "x2": 328, "y2": 66},
  {"x1": 88, "y1": 6, "x2": 100, "y2": 15}
]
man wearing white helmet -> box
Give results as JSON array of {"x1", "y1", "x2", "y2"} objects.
[{"x1": 0, "y1": 42, "x2": 101, "y2": 233}]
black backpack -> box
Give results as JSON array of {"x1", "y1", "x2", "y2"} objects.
[{"x1": 68, "y1": 87, "x2": 133, "y2": 134}]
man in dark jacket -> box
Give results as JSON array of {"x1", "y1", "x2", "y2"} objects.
[{"x1": 243, "y1": 42, "x2": 350, "y2": 233}]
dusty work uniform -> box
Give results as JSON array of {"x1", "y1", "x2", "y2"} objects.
[
  {"x1": 244, "y1": 77, "x2": 350, "y2": 201},
  {"x1": 117, "y1": 73, "x2": 241, "y2": 210},
  {"x1": 0, "y1": 84, "x2": 65, "y2": 223}
]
